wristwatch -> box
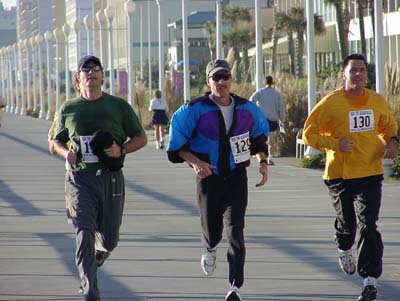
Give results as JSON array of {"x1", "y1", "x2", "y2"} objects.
[
  {"x1": 390, "y1": 136, "x2": 400, "y2": 144},
  {"x1": 121, "y1": 145, "x2": 127, "y2": 156}
]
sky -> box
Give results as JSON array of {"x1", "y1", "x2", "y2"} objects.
[{"x1": 1, "y1": 0, "x2": 16, "y2": 9}]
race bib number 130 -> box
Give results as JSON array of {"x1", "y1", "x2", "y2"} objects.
[
  {"x1": 230, "y1": 132, "x2": 251, "y2": 164},
  {"x1": 349, "y1": 109, "x2": 374, "y2": 132}
]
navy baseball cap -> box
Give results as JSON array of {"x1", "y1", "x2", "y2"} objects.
[
  {"x1": 78, "y1": 55, "x2": 103, "y2": 71},
  {"x1": 206, "y1": 59, "x2": 231, "y2": 77}
]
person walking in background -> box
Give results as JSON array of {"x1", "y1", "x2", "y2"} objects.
[
  {"x1": 302, "y1": 53, "x2": 399, "y2": 301},
  {"x1": 167, "y1": 59, "x2": 270, "y2": 301},
  {"x1": 52, "y1": 55, "x2": 147, "y2": 301},
  {"x1": 249, "y1": 75, "x2": 285, "y2": 165},
  {"x1": 149, "y1": 90, "x2": 169, "y2": 149}
]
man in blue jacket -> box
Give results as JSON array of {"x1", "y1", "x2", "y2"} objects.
[{"x1": 167, "y1": 59, "x2": 270, "y2": 301}]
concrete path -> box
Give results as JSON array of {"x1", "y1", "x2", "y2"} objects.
[{"x1": 0, "y1": 112, "x2": 399, "y2": 301}]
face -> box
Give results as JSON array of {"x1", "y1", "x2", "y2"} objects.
[
  {"x1": 342, "y1": 59, "x2": 367, "y2": 92},
  {"x1": 206, "y1": 70, "x2": 232, "y2": 98},
  {"x1": 77, "y1": 62, "x2": 104, "y2": 90}
]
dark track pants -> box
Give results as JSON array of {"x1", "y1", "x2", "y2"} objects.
[
  {"x1": 197, "y1": 168, "x2": 248, "y2": 288},
  {"x1": 325, "y1": 175, "x2": 384, "y2": 278},
  {"x1": 66, "y1": 169, "x2": 125, "y2": 301}
]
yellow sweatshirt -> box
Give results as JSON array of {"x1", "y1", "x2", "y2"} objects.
[{"x1": 303, "y1": 88, "x2": 398, "y2": 180}]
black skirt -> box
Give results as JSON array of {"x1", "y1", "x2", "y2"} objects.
[{"x1": 151, "y1": 109, "x2": 169, "y2": 125}]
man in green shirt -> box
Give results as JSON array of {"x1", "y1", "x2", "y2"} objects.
[{"x1": 53, "y1": 55, "x2": 147, "y2": 301}]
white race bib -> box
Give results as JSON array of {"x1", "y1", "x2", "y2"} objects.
[
  {"x1": 230, "y1": 132, "x2": 251, "y2": 164},
  {"x1": 80, "y1": 135, "x2": 99, "y2": 163},
  {"x1": 349, "y1": 109, "x2": 374, "y2": 132}
]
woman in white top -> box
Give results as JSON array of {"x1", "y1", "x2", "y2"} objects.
[{"x1": 149, "y1": 90, "x2": 169, "y2": 149}]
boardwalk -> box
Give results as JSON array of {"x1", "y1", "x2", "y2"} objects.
[{"x1": 0, "y1": 112, "x2": 399, "y2": 301}]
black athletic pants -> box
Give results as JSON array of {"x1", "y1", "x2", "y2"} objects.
[
  {"x1": 66, "y1": 169, "x2": 125, "y2": 301},
  {"x1": 197, "y1": 168, "x2": 248, "y2": 288},
  {"x1": 325, "y1": 175, "x2": 384, "y2": 278}
]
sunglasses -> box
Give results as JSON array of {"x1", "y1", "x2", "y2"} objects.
[
  {"x1": 80, "y1": 65, "x2": 102, "y2": 72},
  {"x1": 210, "y1": 73, "x2": 231, "y2": 82}
]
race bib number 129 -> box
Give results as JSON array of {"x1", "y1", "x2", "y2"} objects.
[
  {"x1": 230, "y1": 132, "x2": 251, "y2": 164},
  {"x1": 349, "y1": 109, "x2": 374, "y2": 132}
]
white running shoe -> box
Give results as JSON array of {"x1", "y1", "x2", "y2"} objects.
[
  {"x1": 338, "y1": 248, "x2": 356, "y2": 275},
  {"x1": 201, "y1": 247, "x2": 216, "y2": 276},
  {"x1": 225, "y1": 286, "x2": 242, "y2": 301}
]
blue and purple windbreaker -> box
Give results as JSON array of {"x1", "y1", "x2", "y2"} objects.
[{"x1": 167, "y1": 92, "x2": 270, "y2": 175}]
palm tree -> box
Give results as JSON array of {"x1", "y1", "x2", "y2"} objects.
[
  {"x1": 203, "y1": 21, "x2": 216, "y2": 61},
  {"x1": 275, "y1": 12, "x2": 296, "y2": 75},
  {"x1": 356, "y1": 0, "x2": 367, "y2": 58},
  {"x1": 324, "y1": 0, "x2": 349, "y2": 60}
]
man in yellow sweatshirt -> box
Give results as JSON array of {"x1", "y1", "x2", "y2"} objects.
[{"x1": 303, "y1": 53, "x2": 398, "y2": 301}]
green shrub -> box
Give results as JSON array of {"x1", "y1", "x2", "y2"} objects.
[
  {"x1": 391, "y1": 155, "x2": 400, "y2": 179},
  {"x1": 300, "y1": 153, "x2": 326, "y2": 169}
]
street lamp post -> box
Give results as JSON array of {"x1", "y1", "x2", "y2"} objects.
[
  {"x1": 124, "y1": 1, "x2": 136, "y2": 106},
  {"x1": 62, "y1": 23, "x2": 71, "y2": 101},
  {"x1": 53, "y1": 27, "x2": 63, "y2": 113},
  {"x1": 105, "y1": 6, "x2": 115, "y2": 95},
  {"x1": 255, "y1": 0, "x2": 263, "y2": 90},
  {"x1": 7, "y1": 46, "x2": 14, "y2": 113},
  {"x1": 30, "y1": 37, "x2": 37, "y2": 112},
  {"x1": 44, "y1": 31, "x2": 53, "y2": 120},
  {"x1": 216, "y1": 0, "x2": 223, "y2": 59},
  {"x1": 24, "y1": 39, "x2": 31, "y2": 111},
  {"x1": 36, "y1": 34, "x2": 46, "y2": 119},
  {"x1": 147, "y1": 0, "x2": 152, "y2": 92},
  {"x1": 182, "y1": 0, "x2": 190, "y2": 102},
  {"x1": 156, "y1": 0, "x2": 165, "y2": 93},
  {"x1": 139, "y1": 4, "x2": 143, "y2": 81},
  {"x1": 83, "y1": 15, "x2": 92, "y2": 55}
]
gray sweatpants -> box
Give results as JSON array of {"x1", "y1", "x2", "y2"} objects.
[{"x1": 66, "y1": 168, "x2": 125, "y2": 301}]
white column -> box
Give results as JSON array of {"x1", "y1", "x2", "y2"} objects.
[
  {"x1": 73, "y1": 19, "x2": 81, "y2": 70},
  {"x1": 96, "y1": 10, "x2": 107, "y2": 66},
  {"x1": 84, "y1": 15, "x2": 93, "y2": 55},
  {"x1": 7, "y1": 46, "x2": 14, "y2": 113},
  {"x1": 18, "y1": 41, "x2": 26, "y2": 116},
  {"x1": 36, "y1": 34, "x2": 46, "y2": 119},
  {"x1": 63, "y1": 23, "x2": 71, "y2": 101},
  {"x1": 156, "y1": 0, "x2": 165, "y2": 93},
  {"x1": 182, "y1": 0, "x2": 190, "y2": 102},
  {"x1": 24, "y1": 40, "x2": 31, "y2": 111},
  {"x1": 105, "y1": 6, "x2": 115, "y2": 95},
  {"x1": 124, "y1": 1, "x2": 136, "y2": 106},
  {"x1": 44, "y1": 31, "x2": 53, "y2": 120},
  {"x1": 0, "y1": 49, "x2": 4, "y2": 105},
  {"x1": 147, "y1": 0, "x2": 152, "y2": 92},
  {"x1": 255, "y1": 0, "x2": 263, "y2": 90},
  {"x1": 53, "y1": 28, "x2": 63, "y2": 113},
  {"x1": 13, "y1": 44, "x2": 19, "y2": 115},
  {"x1": 30, "y1": 37, "x2": 38, "y2": 112},
  {"x1": 216, "y1": 0, "x2": 223, "y2": 59},
  {"x1": 374, "y1": 0, "x2": 384, "y2": 95},
  {"x1": 139, "y1": 4, "x2": 143, "y2": 81}
]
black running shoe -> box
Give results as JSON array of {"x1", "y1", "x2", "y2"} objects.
[
  {"x1": 225, "y1": 288, "x2": 242, "y2": 301},
  {"x1": 358, "y1": 285, "x2": 377, "y2": 301}
]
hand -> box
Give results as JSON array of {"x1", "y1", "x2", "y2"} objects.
[
  {"x1": 339, "y1": 138, "x2": 355, "y2": 153},
  {"x1": 104, "y1": 142, "x2": 121, "y2": 158},
  {"x1": 255, "y1": 163, "x2": 268, "y2": 187},
  {"x1": 384, "y1": 140, "x2": 399, "y2": 159},
  {"x1": 192, "y1": 161, "x2": 215, "y2": 179},
  {"x1": 66, "y1": 149, "x2": 78, "y2": 164}
]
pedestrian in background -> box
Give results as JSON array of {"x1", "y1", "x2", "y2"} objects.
[
  {"x1": 303, "y1": 53, "x2": 399, "y2": 301},
  {"x1": 250, "y1": 75, "x2": 285, "y2": 165},
  {"x1": 52, "y1": 55, "x2": 147, "y2": 301},
  {"x1": 167, "y1": 59, "x2": 269, "y2": 301},
  {"x1": 149, "y1": 89, "x2": 169, "y2": 149}
]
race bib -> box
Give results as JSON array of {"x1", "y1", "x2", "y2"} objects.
[
  {"x1": 80, "y1": 135, "x2": 99, "y2": 163},
  {"x1": 349, "y1": 109, "x2": 374, "y2": 132},
  {"x1": 230, "y1": 132, "x2": 251, "y2": 164}
]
